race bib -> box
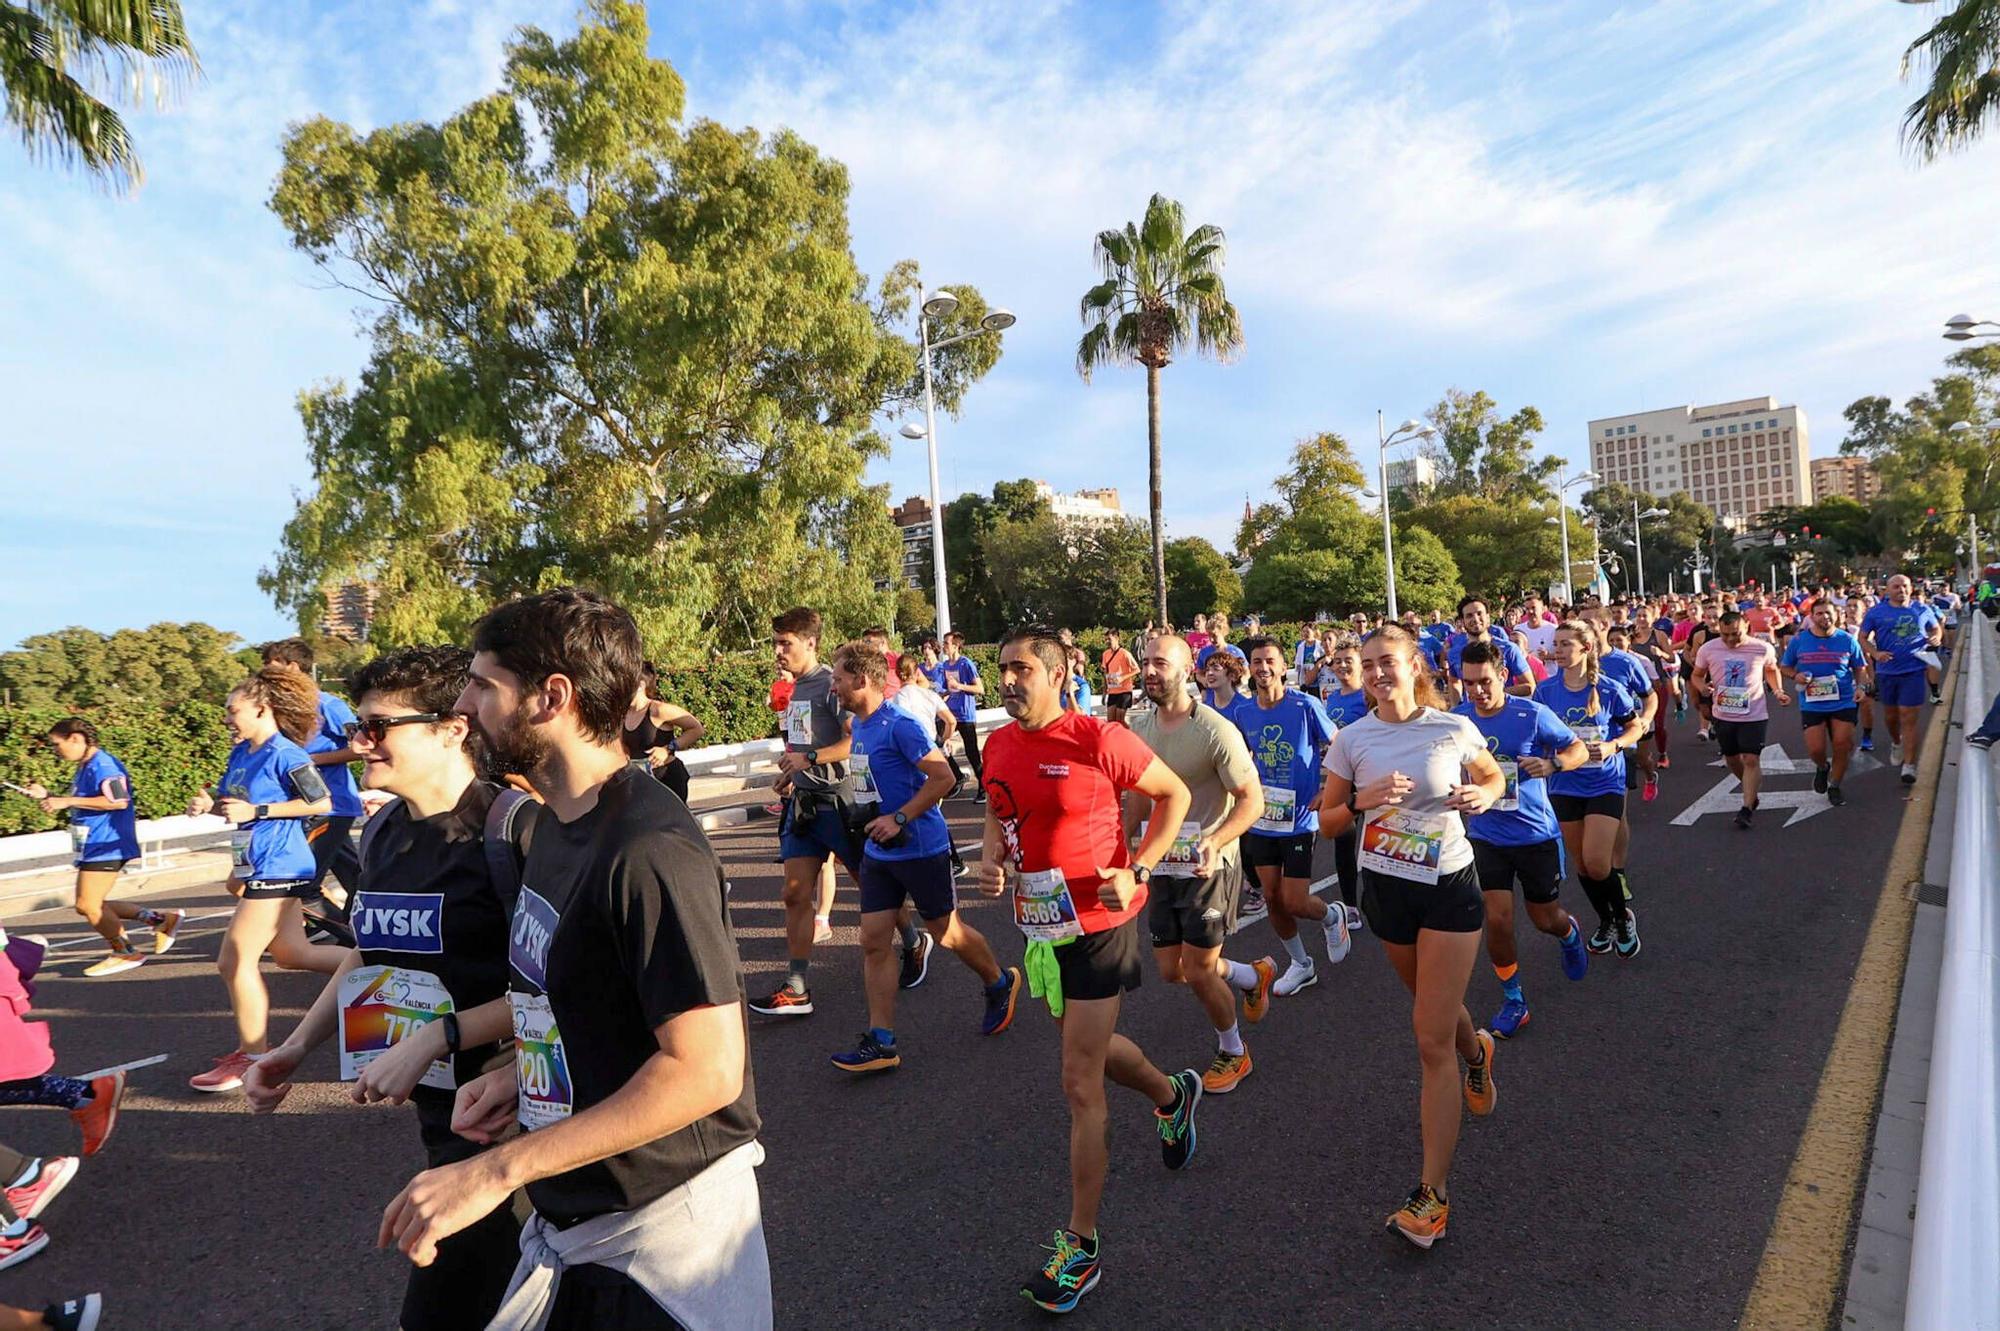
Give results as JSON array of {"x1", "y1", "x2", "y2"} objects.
[
  {"x1": 1494, "y1": 758, "x2": 1520, "y2": 812},
  {"x1": 1804, "y1": 675, "x2": 1842, "y2": 703},
  {"x1": 1012, "y1": 868, "x2": 1084, "y2": 941},
  {"x1": 1360, "y1": 809, "x2": 1446, "y2": 885},
  {"x1": 1143, "y1": 820, "x2": 1203, "y2": 873},
  {"x1": 1573, "y1": 723, "x2": 1607, "y2": 767},
  {"x1": 850, "y1": 753, "x2": 878, "y2": 805},
  {"x1": 785, "y1": 701, "x2": 813, "y2": 747},
  {"x1": 229, "y1": 826, "x2": 253, "y2": 877},
  {"x1": 1715, "y1": 687, "x2": 1754, "y2": 719},
  {"x1": 1257, "y1": 785, "x2": 1298, "y2": 834},
  {"x1": 511, "y1": 991, "x2": 574, "y2": 1130},
  {"x1": 338, "y1": 965, "x2": 455, "y2": 1091}
]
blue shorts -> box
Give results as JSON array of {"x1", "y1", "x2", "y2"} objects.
[
  {"x1": 859, "y1": 852, "x2": 956, "y2": 920},
  {"x1": 778, "y1": 799, "x2": 862, "y2": 872},
  {"x1": 1877, "y1": 672, "x2": 1928, "y2": 708}
]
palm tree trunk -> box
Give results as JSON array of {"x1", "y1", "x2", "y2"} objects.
[{"x1": 1147, "y1": 363, "x2": 1168, "y2": 624}]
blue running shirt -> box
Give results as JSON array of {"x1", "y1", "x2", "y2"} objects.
[
  {"x1": 71, "y1": 749, "x2": 140, "y2": 864},
  {"x1": 1859, "y1": 602, "x2": 1940, "y2": 678},
  {"x1": 1782, "y1": 628, "x2": 1867, "y2": 711},
  {"x1": 1233, "y1": 689, "x2": 1336, "y2": 836},
  {"x1": 1452, "y1": 698, "x2": 1576, "y2": 846},
  {"x1": 311, "y1": 692, "x2": 364, "y2": 818},
  {"x1": 218, "y1": 735, "x2": 321, "y2": 881},
  {"x1": 1323, "y1": 687, "x2": 1370, "y2": 729},
  {"x1": 847, "y1": 705, "x2": 950, "y2": 861},
  {"x1": 1534, "y1": 673, "x2": 1639, "y2": 799}
]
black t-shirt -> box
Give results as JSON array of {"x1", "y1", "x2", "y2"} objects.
[
  {"x1": 508, "y1": 766, "x2": 759, "y2": 1224},
  {"x1": 354, "y1": 780, "x2": 537, "y2": 1105}
]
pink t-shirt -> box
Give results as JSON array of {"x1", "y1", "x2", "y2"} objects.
[{"x1": 1695, "y1": 638, "x2": 1777, "y2": 722}]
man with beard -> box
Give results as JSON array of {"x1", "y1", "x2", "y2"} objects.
[
  {"x1": 379, "y1": 589, "x2": 769, "y2": 1331},
  {"x1": 1126, "y1": 635, "x2": 1273, "y2": 1094}
]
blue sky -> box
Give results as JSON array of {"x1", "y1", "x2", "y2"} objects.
[{"x1": 3, "y1": 0, "x2": 1994, "y2": 651}]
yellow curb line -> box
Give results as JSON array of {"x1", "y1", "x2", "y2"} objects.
[{"x1": 1738, "y1": 663, "x2": 1959, "y2": 1330}]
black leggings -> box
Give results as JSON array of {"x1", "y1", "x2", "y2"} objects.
[
  {"x1": 1332, "y1": 829, "x2": 1358, "y2": 907},
  {"x1": 959, "y1": 723, "x2": 984, "y2": 785}
]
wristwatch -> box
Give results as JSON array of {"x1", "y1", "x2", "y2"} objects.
[
  {"x1": 1132, "y1": 864, "x2": 1153, "y2": 886},
  {"x1": 891, "y1": 811, "x2": 909, "y2": 827},
  {"x1": 441, "y1": 1012, "x2": 462, "y2": 1055},
  {"x1": 805, "y1": 748, "x2": 819, "y2": 765},
  {"x1": 253, "y1": 803, "x2": 270, "y2": 820}
]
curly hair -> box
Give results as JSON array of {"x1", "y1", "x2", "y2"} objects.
[{"x1": 232, "y1": 665, "x2": 321, "y2": 744}]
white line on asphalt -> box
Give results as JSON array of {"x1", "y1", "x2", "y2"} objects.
[
  {"x1": 39, "y1": 910, "x2": 231, "y2": 950},
  {"x1": 74, "y1": 1052, "x2": 169, "y2": 1080}
]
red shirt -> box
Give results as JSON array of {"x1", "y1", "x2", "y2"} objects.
[
  {"x1": 981, "y1": 711, "x2": 1155, "y2": 933},
  {"x1": 882, "y1": 651, "x2": 902, "y2": 699},
  {"x1": 768, "y1": 678, "x2": 795, "y2": 713}
]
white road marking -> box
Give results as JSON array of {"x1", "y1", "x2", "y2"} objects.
[
  {"x1": 39, "y1": 910, "x2": 231, "y2": 951},
  {"x1": 74, "y1": 1052, "x2": 169, "y2": 1080}
]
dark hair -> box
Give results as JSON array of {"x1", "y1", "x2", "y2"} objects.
[
  {"x1": 862, "y1": 626, "x2": 891, "y2": 641},
  {"x1": 471, "y1": 589, "x2": 643, "y2": 745},
  {"x1": 1459, "y1": 640, "x2": 1501, "y2": 670},
  {"x1": 999, "y1": 624, "x2": 1068, "y2": 680},
  {"x1": 47, "y1": 717, "x2": 97, "y2": 746},
  {"x1": 771, "y1": 607, "x2": 823, "y2": 643},
  {"x1": 261, "y1": 637, "x2": 315, "y2": 669},
  {"x1": 1241, "y1": 634, "x2": 1281, "y2": 659},
  {"x1": 831, "y1": 640, "x2": 889, "y2": 688},
  {"x1": 1457, "y1": 595, "x2": 1488, "y2": 617},
  {"x1": 233, "y1": 665, "x2": 321, "y2": 744},
  {"x1": 350, "y1": 645, "x2": 471, "y2": 717},
  {"x1": 1719, "y1": 610, "x2": 1744, "y2": 627},
  {"x1": 944, "y1": 631, "x2": 965, "y2": 647}
]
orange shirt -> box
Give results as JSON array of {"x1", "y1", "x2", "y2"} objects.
[{"x1": 1101, "y1": 648, "x2": 1138, "y2": 694}]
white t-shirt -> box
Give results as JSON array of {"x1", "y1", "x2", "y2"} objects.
[
  {"x1": 889, "y1": 685, "x2": 947, "y2": 734},
  {"x1": 1323, "y1": 707, "x2": 1489, "y2": 876},
  {"x1": 1516, "y1": 621, "x2": 1557, "y2": 659}
]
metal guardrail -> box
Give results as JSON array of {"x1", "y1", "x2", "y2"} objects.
[
  {"x1": 1907, "y1": 618, "x2": 2000, "y2": 1331},
  {"x1": 678, "y1": 704, "x2": 1018, "y2": 781}
]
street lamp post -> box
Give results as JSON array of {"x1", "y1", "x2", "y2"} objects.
[
  {"x1": 1551, "y1": 464, "x2": 1597, "y2": 604},
  {"x1": 1378, "y1": 411, "x2": 1438, "y2": 619},
  {"x1": 900, "y1": 286, "x2": 1016, "y2": 638},
  {"x1": 1632, "y1": 499, "x2": 1668, "y2": 596}
]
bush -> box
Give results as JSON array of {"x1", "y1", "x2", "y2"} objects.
[
  {"x1": 0, "y1": 702, "x2": 236, "y2": 836},
  {"x1": 653, "y1": 658, "x2": 787, "y2": 746}
]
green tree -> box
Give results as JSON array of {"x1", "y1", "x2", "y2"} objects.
[
  {"x1": 1402, "y1": 496, "x2": 1565, "y2": 600},
  {"x1": 0, "y1": 0, "x2": 198, "y2": 191},
  {"x1": 1417, "y1": 389, "x2": 1558, "y2": 505},
  {"x1": 0, "y1": 623, "x2": 251, "y2": 709},
  {"x1": 1841, "y1": 348, "x2": 2000, "y2": 568},
  {"x1": 261, "y1": 1, "x2": 998, "y2": 667},
  {"x1": 983, "y1": 515, "x2": 1154, "y2": 630},
  {"x1": 1076, "y1": 192, "x2": 1244, "y2": 624},
  {"x1": 1902, "y1": 0, "x2": 2000, "y2": 161},
  {"x1": 1581, "y1": 484, "x2": 1715, "y2": 595},
  {"x1": 893, "y1": 585, "x2": 934, "y2": 639},
  {"x1": 942, "y1": 478, "x2": 1047, "y2": 642},
  {"x1": 1756, "y1": 497, "x2": 1882, "y2": 580},
  {"x1": 1164, "y1": 536, "x2": 1241, "y2": 626}
]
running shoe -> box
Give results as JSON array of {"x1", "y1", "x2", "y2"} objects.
[
  {"x1": 1021, "y1": 1229, "x2": 1100, "y2": 1313},
  {"x1": 748, "y1": 985, "x2": 814, "y2": 1017},
  {"x1": 981, "y1": 967, "x2": 1022, "y2": 1036},
  {"x1": 1241, "y1": 957, "x2": 1277, "y2": 1024},
  {"x1": 1642, "y1": 774, "x2": 1659, "y2": 803},
  {"x1": 1891, "y1": 741, "x2": 1904, "y2": 765},
  {"x1": 1386, "y1": 1183, "x2": 1449, "y2": 1250},
  {"x1": 1902, "y1": 762, "x2": 1918, "y2": 785},
  {"x1": 189, "y1": 1050, "x2": 256, "y2": 1093},
  {"x1": 1202, "y1": 1047, "x2": 1252, "y2": 1094},
  {"x1": 1969, "y1": 734, "x2": 1996, "y2": 750},
  {"x1": 1696, "y1": 727, "x2": 1712, "y2": 742},
  {"x1": 70, "y1": 1071, "x2": 124, "y2": 1156},
  {"x1": 1462, "y1": 1030, "x2": 1496, "y2": 1115},
  {"x1": 1236, "y1": 883, "x2": 1268, "y2": 927},
  {"x1": 5, "y1": 1156, "x2": 77, "y2": 1221},
  {"x1": 1859, "y1": 734, "x2": 1874, "y2": 752},
  {"x1": 1930, "y1": 688, "x2": 1942, "y2": 706},
  {"x1": 82, "y1": 950, "x2": 143, "y2": 978},
  {"x1": 1156, "y1": 1069, "x2": 1201, "y2": 1170},
  {"x1": 1615, "y1": 909, "x2": 1641, "y2": 959},
  {"x1": 812, "y1": 915, "x2": 833, "y2": 944},
  {"x1": 1346, "y1": 903, "x2": 1365, "y2": 933},
  {"x1": 43, "y1": 1293, "x2": 101, "y2": 1331},
  {"x1": 762, "y1": 802, "x2": 784, "y2": 818},
  {"x1": 1490, "y1": 997, "x2": 1530, "y2": 1040},
  {"x1": 974, "y1": 790, "x2": 987, "y2": 805},
  {"x1": 1813, "y1": 764, "x2": 1829, "y2": 795},
  {"x1": 1828, "y1": 786, "x2": 1847, "y2": 807},
  {"x1": 898, "y1": 930, "x2": 933, "y2": 989},
  {"x1": 1735, "y1": 805, "x2": 1754, "y2": 830},
  {"x1": 1658, "y1": 754, "x2": 1672, "y2": 770},
  {"x1": 0, "y1": 1221, "x2": 48, "y2": 1272},
  {"x1": 1323, "y1": 908, "x2": 1352, "y2": 965},
  {"x1": 152, "y1": 909, "x2": 184, "y2": 955},
  {"x1": 1586, "y1": 921, "x2": 1616, "y2": 955},
  {"x1": 300, "y1": 907, "x2": 354, "y2": 948},
  {"x1": 951, "y1": 859, "x2": 969, "y2": 880},
  {"x1": 829, "y1": 1030, "x2": 899, "y2": 1074},
  {"x1": 1272, "y1": 958, "x2": 1317, "y2": 996},
  {"x1": 1559, "y1": 918, "x2": 1590, "y2": 981}
]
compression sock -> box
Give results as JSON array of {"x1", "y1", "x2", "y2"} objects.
[
  {"x1": 1494, "y1": 963, "x2": 1524, "y2": 1004},
  {"x1": 897, "y1": 917, "x2": 921, "y2": 950},
  {"x1": 1222, "y1": 959, "x2": 1260, "y2": 990},
  {"x1": 1611, "y1": 868, "x2": 1633, "y2": 904},
  {"x1": 0, "y1": 1075, "x2": 90, "y2": 1110}
]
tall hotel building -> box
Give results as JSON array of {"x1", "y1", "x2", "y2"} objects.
[{"x1": 1586, "y1": 396, "x2": 1810, "y2": 526}]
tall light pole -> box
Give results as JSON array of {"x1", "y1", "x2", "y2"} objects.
[
  {"x1": 1378, "y1": 411, "x2": 1438, "y2": 618},
  {"x1": 1549, "y1": 463, "x2": 1597, "y2": 604},
  {"x1": 899, "y1": 286, "x2": 1016, "y2": 638},
  {"x1": 1632, "y1": 499, "x2": 1668, "y2": 596}
]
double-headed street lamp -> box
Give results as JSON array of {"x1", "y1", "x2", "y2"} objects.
[
  {"x1": 1378, "y1": 412, "x2": 1439, "y2": 619},
  {"x1": 1943, "y1": 313, "x2": 2000, "y2": 342},
  {"x1": 897, "y1": 286, "x2": 1016, "y2": 638},
  {"x1": 1632, "y1": 499, "x2": 1669, "y2": 595},
  {"x1": 1543, "y1": 463, "x2": 1597, "y2": 604}
]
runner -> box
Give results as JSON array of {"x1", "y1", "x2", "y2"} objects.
[
  {"x1": 1537, "y1": 621, "x2": 1647, "y2": 954},
  {"x1": 1312, "y1": 632, "x2": 1372, "y2": 935},
  {"x1": 825, "y1": 640, "x2": 1020, "y2": 1073},
  {"x1": 1453, "y1": 641, "x2": 1591, "y2": 1038},
  {"x1": 1692, "y1": 611, "x2": 1791, "y2": 829},
  {"x1": 25, "y1": 720, "x2": 180, "y2": 977},
  {"x1": 937, "y1": 632, "x2": 986, "y2": 802},
  {"x1": 887, "y1": 655, "x2": 968, "y2": 875},
  {"x1": 1100, "y1": 630, "x2": 1139, "y2": 726},
  {"x1": 974, "y1": 626, "x2": 1200, "y2": 1314},
  {"x1": 184, "y1": 666, "x2": 350, "y2": 1092},
  {"x1": 1842, "y1": 597, "x2": 1879, "y2": 751},
  {"x1": 1860, "y1": 574, "x2": 1942, "y2": 785},
  {"x1": 1198, "y1": 649, "x2": 1249, "y2": 720},
  {"x1": 625, "y1": 663, "x2": 703, "y2": 804},
  {"x1": 1235, "y1": 636, "x2": 1348, "y2": 999},
  {"x1": 1128, "y1": 635, "x2": 1271, "y2": 1094},
  {"x1": 1317, "y1": 624, "x2": 1505, "y2": 1249},
  {"x1": 261, "y1": 639, "x2": 364, "y2": 911},
  {"x1": 1445, "y1": 597, "x2": 1536, "y2": 701},
  {"x1": 1781, "y1": 597, "x2": 1869, "y2": 807},
  {"x1": 860, "y1": 627, "x2": 902, "y2": 700},
  {"x1": 1601, "y1": 624, "x2": 1661, "y2": 818},
  {"x1": 1682, "y1": 601, "x2": 1724, "y2": 741},
  {"x1": 244, "y1": 645, "x2": 537, "y2": 1331},
  {"x1": 1636, "y1": 612, "x2": 1683, "y2": 770}
]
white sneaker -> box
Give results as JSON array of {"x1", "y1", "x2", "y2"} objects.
[
  {"x1": 1902, "y1": 762, "x2": 1918, "y2": 784},
  {"x1": 1345, "y1": 904, "x2": 1365, "y2": 933},
  {"x1": 1272, "y1": 958, "x2": 1318, "y2": 996},
  {"x1": 1890, "y1": 741, "x2": 1904, "y2": 765},
  {"x1": 1323, "y1": 911, "x2": 1351, "y2": 965}
]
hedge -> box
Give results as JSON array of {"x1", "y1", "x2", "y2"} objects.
[{"x1": 0, "y1": 702, "x2": 236, "y2": 837}]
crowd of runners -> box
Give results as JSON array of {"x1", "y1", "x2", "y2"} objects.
[{"x1": 3, "y1": 566, "x2": 1978, "y2": 1326}]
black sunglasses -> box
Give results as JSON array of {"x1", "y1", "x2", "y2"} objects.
[{"x1": 343, "y1": 713, "x2": 445, "y2": 743}]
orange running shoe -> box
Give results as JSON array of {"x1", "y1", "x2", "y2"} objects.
[
  {"x1": 152, "y1": 908, "x2": 185, "y2": 955},
  {"x1": 1241, "y1": 956, "x2": 1277, "y2": 1024},
  {"x1": 189, "y1": 1051, "x2": 256, "y2": 1094},
  {"x1": 70, "y1": 1072, "x2": 124, "y2": 1156},
  {"x1": 1386, "y1": 1183, "x2": 1449, "y2": 1249},
  {"x1": 1462, "y1": 1029, "x2": 1497, "y2": 1116},
  {"x1": 1202, "y1": 1048, "x2": 1252, "y2": 1094}
]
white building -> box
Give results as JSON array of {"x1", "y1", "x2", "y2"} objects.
[
  {"x1": 1587, "y1": 396, "x2": 1810, "y2": 526},
  {"x1": 1385, "y1": 455, "x2": 1436, "y2": 495},
  {"x1": 1033, "y1": 481, "x2": 1126, "y2": 527}
]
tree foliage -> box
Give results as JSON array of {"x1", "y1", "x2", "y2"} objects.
[
  {"x1": 1841, "y1": 347, "x2": 2000, "y2": 569},
  {"x1": 261, "y1": 1, "x2": 997, "y2": 667},
  {"x1": 982, "y1": 515, "x2": 1156, "y2": 631},
  {"x1": 1579, "y1": 484, "x2": 1716, "y2": 595},
  {"x1": 1164, "y1": 536, "x2": 1241, "y2": 626},
  {"x1": 941, "y1": 479, "x2": 1048, "y2": 643},
  {"x1": 1402, "y1": 496, "x2": 1566, "y2": 601},
  {"x1": 1414, "y1": 389, "x2": 1558, "y2": 506},
  {"x1": 0, "y1": 623, "x2": 255, "y2": 710},
  {"x1": 1901, "y1": 0, "x2": 2000, "y2": 161}
]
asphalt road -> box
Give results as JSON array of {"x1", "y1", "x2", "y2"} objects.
[{"x1": 0, "y1": 706, "x2": 1925, "y2": 1329}]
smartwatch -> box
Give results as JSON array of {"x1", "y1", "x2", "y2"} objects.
[
  {"x1": 253, "y1": 803, "x2": 270, "y2": 821},
  {"x1": 1132, "y1": 864, "x2": 1153, "y2": 886},
  {"x1": 805, "y1": 748, "x2": 820, "y2": 766},
  {"x1": 442, "y1": 1012, "x2": 462, "y2": 1055},
  {"x1": 891, "y1": 810, "x2": 909, "y2": 827}
]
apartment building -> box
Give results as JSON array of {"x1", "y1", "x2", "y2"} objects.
[
  {"x1": 1809, "y1": 455, "x2": 1882, "y2": 506},
  {"x1": 1587, "y1": 395, "x2": 1810, "y2": 525}
]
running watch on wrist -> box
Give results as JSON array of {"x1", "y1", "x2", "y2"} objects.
[
  {"x1": 441, "y1": 1012, "x2": 462, "y2": 1055},
  {"x1": 254, "y1": 803, "x2": 270, "y2": 820},
  {"x1": 1132, "y1": 864, "x2": 1153, "y2": 886},
  {"x1": 805, "y1": 748, "x2": 819, "y2": 765},
  {"x1": 891, "y1": 810, "x2": 908, "y2": 827}
]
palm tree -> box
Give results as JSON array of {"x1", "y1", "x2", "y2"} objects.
[
  {"x1": 1077, "y1": 193, "x2": 1244, "y2": 623},
  {"x1": 1902, "y1": 0, "x2": 2000, "y2": 160},
  {"x1": 1, "y1": 0, "x2": 200, "y2": 192}
]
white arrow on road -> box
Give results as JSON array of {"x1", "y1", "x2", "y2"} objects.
[
  {"x1": 1705, "y1": 742, "x2": 1883, "y2": 777},
  {"x1": 1671, "y1": 774, "x2": 1834, "y2": 828}
]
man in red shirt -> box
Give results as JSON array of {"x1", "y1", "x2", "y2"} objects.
[{"x1": 976, "y1": 625, "x2": 1198, "y2": 1314}]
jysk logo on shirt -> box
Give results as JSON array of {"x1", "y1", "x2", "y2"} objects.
[
  {"x1": 350, "y1": 892, "x2": 444, "y2": 955},
  {"x1": 510, "y1": 887, "x2": 560, "y2": 991}
]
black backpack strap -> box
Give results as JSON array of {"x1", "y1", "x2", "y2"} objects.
[
  {"x1": 356, "y1": 796, "x2": 403, "y2": 884},
  {"x1": 483, "y1": 787, "x2": 534, "y2": 901}
]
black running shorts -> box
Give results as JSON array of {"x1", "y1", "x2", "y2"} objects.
[
  {"x1": 1147, "y1": 865, "x2": 1240, "y2": 950},
  {"x1": 858, "y1": 852, "x2": 956, "y2": 921},
  {"x1": 1549, "y1": 791, "x2": 1626, "y2": 822},
  {"x1": 1470, "y1": 838, "x2": 1564, "y2": 904},
  {"x1": 1800, "y1": 707, "x2": 1859, "y2": 730},
  {"x1": 1106, "y1": 691, "x2": 1135, "y2": 710},
  {"x1": 1057, "y1": 920, "x2": 1145, "y2": 1002},
  {"x1": 1360, "y1": 865, "x2": 1484, "y2": 946},
  {"x1": 1242, "y1": 831, "x2": 1314, "y2": 880},
  {"x1": 1713, "y1": 718, "x2": 1769, "y2": 757}
]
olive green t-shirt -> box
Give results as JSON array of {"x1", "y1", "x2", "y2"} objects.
[{"x1": 1128, "y1": 702, "x2": 1259, "y2": 870}]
